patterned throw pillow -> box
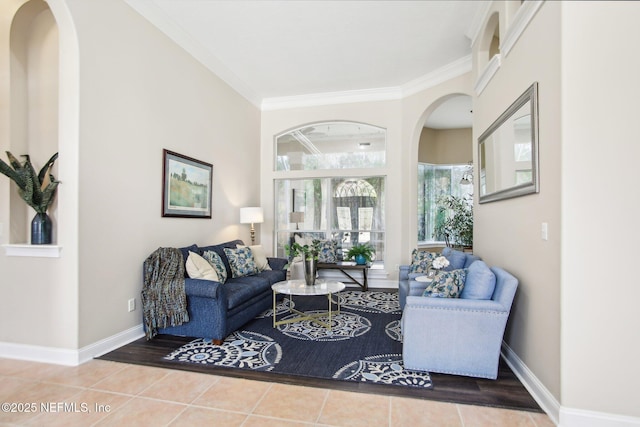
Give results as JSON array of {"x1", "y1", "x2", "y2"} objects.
[
  {"x1": 223, "y1": 247, "x2": 258, "y2": 278},
  {"x1": 318, "y1": 239, "x2": 339, "y2": 263},
  {"x1": 237, "y1": 244, "x2": 271, "y2": 271},
  {"x1": 409, "y1": 249, "x2": 440, "y2": 274},
  {"x1": 202, "y1": 250, "x2": 228, "y2": 284},
  {"x1": 422, "y1": 269, "x2": 467, "y2": 298}
]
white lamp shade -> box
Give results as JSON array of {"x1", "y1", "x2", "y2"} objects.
[
  {"x1": 240, "y1": 207, "x2": 264, "y2": 224},
  {"x1": 289, "y1": 212, "x2": 305, "y2": 223}
]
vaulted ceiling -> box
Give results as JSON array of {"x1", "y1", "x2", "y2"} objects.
[{"x1": 125, "y1": 0, "x2": 485, "y2": 126}]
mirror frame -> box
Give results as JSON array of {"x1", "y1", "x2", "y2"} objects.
[{"x1": 478, "y1": 82, "x2": 539, "y2": 204}]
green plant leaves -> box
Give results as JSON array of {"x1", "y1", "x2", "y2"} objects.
[{"x1": 0, "y1": 151, "x2": 59, "y2": 214}]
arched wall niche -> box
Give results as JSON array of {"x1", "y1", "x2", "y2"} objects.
[
  {"x1": 477, "y1": 12, "x2": 500, "y2": 73},
  {"x1": 8, "y1": 0, "x2": 59, "y2": 243}
]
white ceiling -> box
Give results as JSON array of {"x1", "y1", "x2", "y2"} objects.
[{"x1": 124, "y1": 0, "x2": 484, "y2": 127}]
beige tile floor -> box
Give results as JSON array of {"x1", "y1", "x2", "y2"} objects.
[{"x1": 0, "y1": 358, "x2": 556, "y2": 427}]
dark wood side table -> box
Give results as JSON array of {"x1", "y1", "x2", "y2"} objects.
[{"x1": 316, "y1": 262, "x2": 370, "y2": 291}]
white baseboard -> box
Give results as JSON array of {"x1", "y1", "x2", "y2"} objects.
[
  {"x1": 501, "y1": 342, "x2": 561, "y2": 425},
  {"x1": 560, "y1": 407, "x2": 640, "y2": 427},
  {"x1": 78, "y1": 324, "x2": 144, "y2": 364},
  {"x1": 501, "y1": 342, "x2": 640, "y2": 427},
  {"x1": 0, "y1": 324, "x2": 144, "y2": 366}
]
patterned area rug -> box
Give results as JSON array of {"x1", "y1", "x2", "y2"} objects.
[{"x1": 164, "y1": 290, "x2": 433, "y2": 389}]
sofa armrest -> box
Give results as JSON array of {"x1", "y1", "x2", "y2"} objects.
[
  {"x1": 184, "y1": 278, "x2": 223, "y2": 299},
  {"x1": 267, "y1": 257, "x2": 288, "y2": 271}
]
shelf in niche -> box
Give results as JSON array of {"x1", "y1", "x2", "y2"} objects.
[{"x1": 2, "y1": 244, "x2": 62, "y2": 258}]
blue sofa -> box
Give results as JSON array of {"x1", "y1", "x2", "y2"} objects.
[
  {"x1": 398, "y1": 247, "x2": 480, "y2": 310},
  {"x1": 401, "y1": 265, "x2": 518, "y2": 379},
  {"x1": 152, "y1": 240, "x2": 287, "y2": 344}
]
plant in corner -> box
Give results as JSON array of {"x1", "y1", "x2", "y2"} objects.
[
  {"x1": 346, "y1": 243, "x2": 375, "y2": 265},
  {"x1": 0, "y1": 151, "x2": 60, "y2": 244},
  {"x1": 433, "y1": 194, "x2": 473, "y2": 249}
]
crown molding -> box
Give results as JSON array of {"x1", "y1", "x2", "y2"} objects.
[
  {"x1": 262, "y1": 55, "x2": 472, "y2": 111},
  {"x1": 261, "y1": 86, "x2": 403, "y2": 111},
  {"x1": 401, "y1": 55, "x2": 472, "y2": 98},
  {"x1": 123, "y1": 0, "x2": 262, "y2": 107},
  {"x1": 501, "y1": 0, "x2": 545, "y2": 58}
]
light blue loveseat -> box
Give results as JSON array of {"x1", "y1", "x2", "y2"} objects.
[
  {"x1": 398, "y1": 247, "x2": 479, "y2": 310},
  {"x1": 401, "y1": 264, "x2": 518, "y2": 379}
]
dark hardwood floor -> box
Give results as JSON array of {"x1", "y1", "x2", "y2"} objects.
[{"x1": 98, "y1": 333, "x2": 542, "y2": 413}]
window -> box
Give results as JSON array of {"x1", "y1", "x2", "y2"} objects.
[
  {"x1": 274, "y1": 177, "x2": 385, "y2": 264},
  {"x1": 274, "y1": 121, "x2": 387, "y2": 264},
  {"x1": 275, "y1": 121, "x2": 385, "y2": 171},
  {"x1": 417, "y1": 163, "x2": 472, "y2": 243}
]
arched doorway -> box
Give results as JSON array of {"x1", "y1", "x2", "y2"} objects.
[{"x1": 416, "y1": 94, "x2": 473, "y2": 247}]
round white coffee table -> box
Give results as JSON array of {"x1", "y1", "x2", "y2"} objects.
[{"x1": 271, "y1": 279, "x2": 345, "y2": 330}]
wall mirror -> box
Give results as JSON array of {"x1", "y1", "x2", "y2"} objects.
[{"x1": 478, "y1": 82, "x2": 539, "y2": 203}]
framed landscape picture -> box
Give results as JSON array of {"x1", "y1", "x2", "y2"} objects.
[{"x1": 162, "y1": 149, "x2": 212, "y2": 218}]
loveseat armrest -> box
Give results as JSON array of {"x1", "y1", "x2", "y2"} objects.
[
  {"x1": 399, "y1": 265, "x2": 410, "y2": 281},
  {"x1": 184, "y1": 278, "x2": 223, "y2": 299},
  {"x1": 267, "y1": 257, "x2": 288, "y2": 271}
]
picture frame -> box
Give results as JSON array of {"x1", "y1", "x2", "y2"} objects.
[{"x1": 162, "y1": 149, "x2": 212, "y2": 218}]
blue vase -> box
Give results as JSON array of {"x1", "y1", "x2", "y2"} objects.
[
  {"x1": 355, "y1": 254, "x2": 367, "y2": 265},
  {"x1": 31, "y1": 213, "x2": 52, "y2": 244}
]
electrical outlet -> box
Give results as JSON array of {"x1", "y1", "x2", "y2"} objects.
[{"x1": 128, "y1": 298, "x2": 136, "y2": 312}]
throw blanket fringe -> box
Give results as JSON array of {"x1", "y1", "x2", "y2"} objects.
[{"x1": 142, "y1": 247, "x2": 189, "y2": 339}]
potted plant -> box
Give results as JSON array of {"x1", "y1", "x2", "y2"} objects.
[
  {"x1": 433, "y1": 194, "x2": 473, "y2": 249},
  {"x1": 346, "y1": 243, "x2": 375, "y2": 265},
  {"x1": 0, "y1": 152, "x2": 59, "y2": 244},
  {"x1": 285, "y1": 239, "x2": 321, "y2": 286}
]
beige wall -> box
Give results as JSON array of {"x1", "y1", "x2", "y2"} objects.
[
  {"x1": 418, "y1": 127, "x2": 472, "y2": 164},
  {"x1": 474, "y1": 0, "x2": 562, "y2": 403},
  {"x1": 0, "y1": 0, "x2": 262, "y2": 349},
  {"x1": 560, "y1": 1, "x2": 640, "y2": 419}
]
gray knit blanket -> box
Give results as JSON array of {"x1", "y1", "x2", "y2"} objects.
[{"x1": 142, "y1": 247, "x2": 189, "y2": 339}]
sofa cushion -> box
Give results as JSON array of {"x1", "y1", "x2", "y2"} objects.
[
  {"x1": 186, "y1": 251, "x2": 219, "y2": 281},
  {"x1": 225, "y1": 270, "x2": 286, "y2": 310},
  {"x1": 442, "y1": 247, "x2": 466, "y2": 270},
  {"x1": 202, "y1": 250, "x2": 227, "y2": 284},
  {"x1": 224, "y1": 246, "x2": 258, "y2": 278},
  {"x1": 460, "y1": 260, "x2": 496, "y2": 300},
  {"x1": 422, "y1": 268, "x2": 467, "y2": 298},
  {"x1": 409, "y1": 249, "x2": 438, "y2": 274},
  {"x1": 237, "y1": 244, "x2": 271, "y2": 271}
]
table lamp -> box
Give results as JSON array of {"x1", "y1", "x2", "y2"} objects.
[{"x1": 240, "y1": 207, "x2": 264, "y2": 245}]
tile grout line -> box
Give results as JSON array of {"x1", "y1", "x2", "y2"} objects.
[{"x1": 315, "y1": 388, "x2": 331, "y2": 425}]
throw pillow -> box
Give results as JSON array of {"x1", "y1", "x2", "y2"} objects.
[
  {"x1": 442, "y1": 247, "x2": 466, "y2": 270},
  {"x1": 223, "y1": 246, "x2": 258, "y2": 278},
  {"x1": 185, "y1": 251, "x2": 219, "y2": 281},
  {"x1": 409, "y1": 249, "x2": 439, "y2": 274},
  {"x1": 202, "y1": 250, "x2": 228, "y2": 284},
  {"x1": 318, "y1": 239, "x2": 339, "y2": 263},
  {"x1": 422, "y1": 269, "x2": 467, "y2": 298},
  {"x1": 237, "y1": 244, "x2": 271, "y2": 271},
  {"x1": 460, "y1": 260, "x2": 496, "y2": 300}
]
